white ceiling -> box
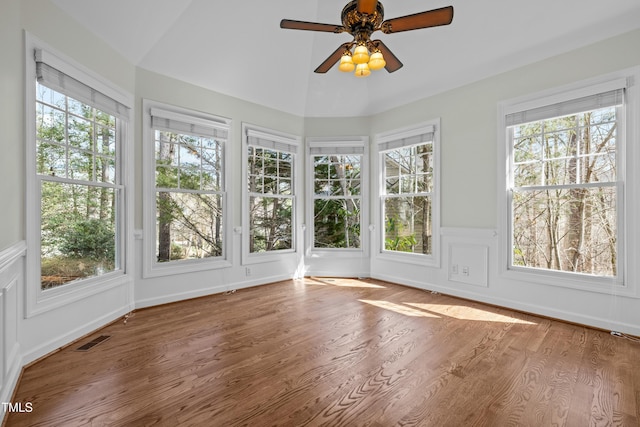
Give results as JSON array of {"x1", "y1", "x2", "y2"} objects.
[{"x1": 51, "y1": 0, "x2": 640, "y2": 118}]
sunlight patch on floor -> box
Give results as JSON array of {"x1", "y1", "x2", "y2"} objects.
[
  {"x1": 405, "y1": 303, "x2": 537, "y2": 324},
  {"x1": 359, "y1": 299, "x2": 441, "y2": 318},
  {"x1": 307, "y1": 278, "x2": 387, "y2": 288}
]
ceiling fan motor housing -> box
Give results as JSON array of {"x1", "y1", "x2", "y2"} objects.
[{"x1": 341, "y1": 0, "x2": 385, "y2": 38}]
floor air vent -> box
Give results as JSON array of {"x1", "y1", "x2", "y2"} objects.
[{"x1": 76, "y1": 335, "x2": 111, "y2": 351}]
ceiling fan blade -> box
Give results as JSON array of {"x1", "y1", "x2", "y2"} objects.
[
  {"x1": 315, "y1": 43, "x2": 351, "y2": 73},
  {"x1": 371, "y1": 40, "x2": 403, "y2": 73},
  {"x1": 280, "y1": 19, "x2": 345, "y2": 33},
  {"x1": 357, "y1": 0, "x2": 378, "y2": 15},
  {"x1": 381, "y1": 6, "x2": 453, "y2": 34}
]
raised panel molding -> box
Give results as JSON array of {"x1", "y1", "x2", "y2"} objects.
[
  {"x1": 448, "y1": 244, "x2": 489, "y2": 287},
  {"x1": 0, "y1": 241, "x2": 26, "y2": 410},
  {"x1": 3, "y1": 278, "x2": 19, "y2": 378}
]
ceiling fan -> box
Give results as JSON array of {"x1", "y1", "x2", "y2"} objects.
[{"x1": 280, "y1": 0, "x2": 454, "y2": 77}]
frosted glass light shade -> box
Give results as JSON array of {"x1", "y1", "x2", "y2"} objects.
[
  {"x1": 368, "y1": 51, "x2": 386, "y2": 70},
  {"x1": 355, "y1": 63, "x2": 371, "y2": 77},
  {"x1": 338, "y1": 54, "x2": 355, "y2": 72},
  {"x1": 352, "y1": 45, "x2": 370, "y2": 64}
]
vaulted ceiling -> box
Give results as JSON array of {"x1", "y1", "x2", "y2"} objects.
[{"x1": 51, "y1": 0, "x2": 640, "y2": 118}]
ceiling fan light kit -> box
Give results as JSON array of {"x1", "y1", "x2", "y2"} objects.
[{"x1": 280, "y1": 0, "x2": 453, "y2": 77}]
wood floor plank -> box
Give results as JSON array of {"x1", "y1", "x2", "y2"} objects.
[{"x1": 5, "y1": 278, "x2": 639, "y2": 426}]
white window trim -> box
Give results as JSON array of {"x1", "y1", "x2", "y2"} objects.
[
  {"x1": 374, "y1": 120, "x2": 441, "y2": 268},
  {"x1": 306, "y1": 136, "x2": 370, "y2": 258},
  {"x1": 497, "y1": 67, "x2": 640, "y2": 297},
  {"x1": 24, "y1": 33, "x2": 135, "y2": 317},
  {"x1": 242, "y1": 123, "x2": 302, "y2": 265},
  {"x1": 142, "y1": 99, "x2": 232, "y2": 278}
]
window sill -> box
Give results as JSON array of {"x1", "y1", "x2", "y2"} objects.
[
  {"x1": 143, "y1": 258, "x2": 232, "y2": 279},
  {"x1": 502, "y1": 266, "x2": 637, "y2": 297},
  {"x1": 28, "y1": 271, "x2": 131, "y2": 318},
  {"x1": 376, "y1": 250, "x2": 439, "y2": 268}
]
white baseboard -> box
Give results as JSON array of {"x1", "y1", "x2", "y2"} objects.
[
  {"x1": 135, "y1": 272, "x2": 295, "y2": 309},
  {"x1": 21, "y1": 305, "x2": 131, "y2": 366},
  {"x1": 372, "y1": 271, "x2": 640, "y2": 336}
]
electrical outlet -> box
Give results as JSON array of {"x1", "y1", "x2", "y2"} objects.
[
  {"x1": 451, "y1": 264, "x2": 458, "y2": 274},
  {"x1": 245, "y1": 267, "x2": 251, "y2": 276},
  {"x1": 462, "y1": 266, "x2": 469, "y2": 276}
]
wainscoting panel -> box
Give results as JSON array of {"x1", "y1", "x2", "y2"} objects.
[
  {"x1": 3, "y1": 277, "x2": 19, "y2": 381},
  {"x1": 448, "y1": 243, "x2": 489, "y2": 287},
  {"x1": 0, "y1": 241, "x2": 26, "y2": 408}
]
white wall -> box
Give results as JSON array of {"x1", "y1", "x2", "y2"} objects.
[{"x1": 0, "y1": 0, "x2": 24, "y2": 253}]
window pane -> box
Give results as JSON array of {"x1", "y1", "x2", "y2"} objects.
[
  {"x1": 36, "y1": 141, "x2": 65, "y2": 176},
  {"x1": 156, "y1": 137, "x2": 178, "y2": 167},
  {"x1": 249, "y1": 196, "x2": 292, "y2": 252},
  {"x1": 202, "y1": 168, "x2": 223, "y2": 192},
  {"x1": 514, "y1": 162, "x2": 541, "y2": 187},
  {"x1": 36, "y1": 74, "x2": 124, "y2": 291},
  {"x1": 314, "y1": 198, "x2": 361, "y2": 249},
  {"x1": 514, "y1": 135, "x2": 542, "y2": 163},
  {"x1": 68, "y1": 148, "x2": 92, "y2": 181},
  {"x1": 156, "y1": 191, "x2": 223, "y2": 262},
  {"x1": 513, "y1": 108, "x2": 617, "y2": 188},
  {"x1": 41, "y1": 181, "x2": 117, "y2": 289},
  {"x1": 36, "y1": 103, "x2": 65, "y2": 143},
  {"x1": 386, "y1": 176, "x2": 400, "y2": 194},
  {"x1": 156, "y1": 131, "x2": 223, "y2": 192},
  {"x1": 314, "y1": 155, "x2": 360, "y2": 196},
  {"x1": 384, "y1": 196, "x2": 432, "y2": 255},
  {"x1": 383, "y1": 143, "x2": 430, "y2": 196},
  {"x1": 201, "y1": 147, "x2": 221, "y2": 172},
  {"x1": 96, "y1": 124, "x2": 115, "y2": 156},
  {"x1": 416, "y1": 173, "x2": 433, "y2": 192},
  {"x1": 248, "y1": 146, "x2": 291, "y2": 195},
  {"x1": 178, "y1": 142, "x2": 201, "y2": 170},
  {"x1": 313, "y1": 153, "x2": 362, "y2": 249},
  {"x1": 381, "y1": 139, "x2": 433, "y2": 255},
  {"x1": 279, "y1": 157, "x2": 292, "y2": 179},
  {"x1": 510, "y1": 104, "x2": 619, "y2": 277},
  {"x1": 36, "y1": 84, "x2": 65, "y2": 109},
  {"x1": 179, "y1": 166, "x2": 201, "y2": 191},
  {"x1": 512, "y1": 186, "x2": 617, "y2": 276}
]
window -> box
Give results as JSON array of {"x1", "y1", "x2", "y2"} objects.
[
  {"x1": 499, "y1": 69, "x2": 640, "y2": 293},
  {"x1": 143, "y1": 101, "x2": 230, "y2": 277},
  {"x1": 309, "y1": 141, "x2": 366, "y2": 250},
  {"x1": 33, "y1": 50, "x2": 129, "y2": 291},
  {"x1": 378, "y1": 122, "x2": 439, "y2": 261},
  {"x1": 243, "y1": 125, "x2": 299, "y2": 259},
  {"x1": 508, "y1": 92, "x2": 622, "y2": 276}
]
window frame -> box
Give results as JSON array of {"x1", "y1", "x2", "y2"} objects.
[
  {"x1": 306, "y1": 137, "x2": 369, "y2": 257},
  {"x1": 375, "y1": 120, "x2": 441, "y2": 267},
  {"x1": 25, "y1": 34, "x2": 134, "y2": 317},
  {"x1": 242, "y1": 123, "x2": 301, "y2": 265},
  {"x1": 142, "y1": 99, "x2": 232, "y2": 278},
  {"x1": 497, "y1": 67, "x2": 640, "y2": 296}
]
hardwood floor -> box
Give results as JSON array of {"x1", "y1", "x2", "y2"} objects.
[{"x1": 5, "y1": 278, "x2": 640, "y2": 426}]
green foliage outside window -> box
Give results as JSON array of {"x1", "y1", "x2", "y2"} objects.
[
  {"x1": 36, "y1": 84, "x2": 119, "y2": 289},
  {"x1": 155, "y1": 131, "x2": 224, "y2": 262},
  {"x1": 313, "y1": 154, "x2": 361, "y2": 249}
]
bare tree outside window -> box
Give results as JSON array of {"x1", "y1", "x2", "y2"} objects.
[{"x1": 510, "y1": 107, "x2": 618, "y2": 276}]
